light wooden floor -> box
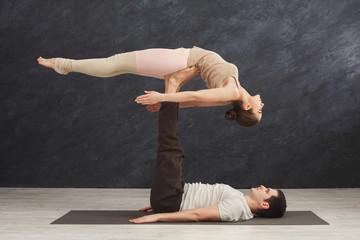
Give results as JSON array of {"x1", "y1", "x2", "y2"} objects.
[{"x1": 0, "y1": 188, "x2": 359, "y2": 240}]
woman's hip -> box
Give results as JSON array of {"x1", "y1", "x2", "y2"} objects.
[{"x1": 135, "y1": 48, "x2": 190, "y2": 79}]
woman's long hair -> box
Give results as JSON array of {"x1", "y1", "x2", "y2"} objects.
[{"x1": 224, "y1": 102, "x2": 260, "y2": 127}]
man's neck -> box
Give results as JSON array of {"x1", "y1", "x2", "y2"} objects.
[{"x1": 244, "y1": 195, "x2": 257, "y2": 213}]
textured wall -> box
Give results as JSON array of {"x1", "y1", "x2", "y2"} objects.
[{"x1": 1, "y1": 0, "x2": 359, "y2": 188}]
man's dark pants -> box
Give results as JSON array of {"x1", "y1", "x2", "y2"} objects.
[{"x1": 150, "y1": 102, "x2": 184, "y2": 213}]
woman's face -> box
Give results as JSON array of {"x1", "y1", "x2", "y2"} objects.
[{"x1": 249, "y1": 94, "x2": 264, "y2": 120}]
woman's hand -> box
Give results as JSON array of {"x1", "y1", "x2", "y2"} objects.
[
  {"x1": 129, "y1": 213, "x2": 160, "y2": 224},
  {"x1": 135, "y1": 91, "x2": 162, "y2": 105},
  {"x1": 146, "y1": 103, "x2": 161, "y2": 112}
]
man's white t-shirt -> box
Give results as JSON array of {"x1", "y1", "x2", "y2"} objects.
[{"x1": 179, "y1": 182, "x2": 254, "y2": 222}]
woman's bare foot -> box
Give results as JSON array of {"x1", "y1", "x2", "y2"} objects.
[
  {"x1": 164, "y1": 66, "x2": 200, "y2": 93},
  {"x1": 37, "y1": 57, "x2": 55, "y2": 70}
]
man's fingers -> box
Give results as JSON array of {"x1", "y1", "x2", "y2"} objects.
[
  {"x1": 146, "y1": 103, "x2": 159, "y2": 112},
  {"x1": 129, "y1": 218, "x2": 140, "y2": 223},
  {"x1": 129, "y1": 217, "x2": 145, "y2": 223},
  {"x1": 140, "y1": 206, "x2": 152, "y2": 212}
]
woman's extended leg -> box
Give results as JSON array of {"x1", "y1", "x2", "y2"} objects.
[
  {"x1": 38, "y1": 47, "x2": 191, "y2": 79},
  {"x1": 38, "y1": 52, "x2": 137, "y2": 77}
]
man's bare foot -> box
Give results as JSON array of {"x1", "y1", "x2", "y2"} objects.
[
  {"x1": 37, "y1": 57, "x2": 55, "y2": 70},
  {"x1": 164, "y1": 66, "x2": 200, "y2": 93}
]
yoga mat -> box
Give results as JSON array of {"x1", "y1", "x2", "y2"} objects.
[{"x1": 51, "y1": 210, "x2": 329, "y2": 225}]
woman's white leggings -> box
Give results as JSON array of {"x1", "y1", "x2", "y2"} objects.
[{"x1": 54, "y1": 48, "x2": 190, "y2": 79}]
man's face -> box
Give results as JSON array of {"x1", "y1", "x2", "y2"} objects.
[{"x1": 249, "y1": 185, "x2": 278, "y2": 203}]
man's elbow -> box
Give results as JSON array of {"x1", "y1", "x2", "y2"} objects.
[
  {"x1": 193, "y1": 211, "x2": 216, "y2": 222},
  {"x1": 193, "y1": 211, "x2": 202, "y2": 222}
]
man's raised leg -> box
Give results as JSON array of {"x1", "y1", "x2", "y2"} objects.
[
  {"x1": 150, "y1": 102, "x2": 184, "y2": 213},
  {"x1": 149, "y1": 67, "x2": 199, "y2": 213}
]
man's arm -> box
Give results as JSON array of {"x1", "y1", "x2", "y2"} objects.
[{"x1": 129, "y1": 204, "x2": 221, "y2": 224}]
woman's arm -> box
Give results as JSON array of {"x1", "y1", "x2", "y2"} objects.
[
  {"x1": 166, "y1": 87, "x2": 239, "y2": 103},
  {"x1": 136, "y1": 86, "x2": 239, "y2": 105},
  {"x1": 145, "y1": 101, "x2": 230, "y2": 112},
  {"x1": 129, "y1": 204, "x2": 221, "y2": 223},
  {"x1": 179, "y1": 101, "x2": 230, "y2": 108}
]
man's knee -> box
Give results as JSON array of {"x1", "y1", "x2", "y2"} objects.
[{"x1": 150, "y1": 195, "x2": 181, "y2": 213}]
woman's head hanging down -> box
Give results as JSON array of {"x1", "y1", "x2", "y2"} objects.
[
  {"x1": 37, "y1": 46, "x2": 264, "y2": 127},
  {"x1": 224, "y1": 93, "x2": 263, "y2": 128}
]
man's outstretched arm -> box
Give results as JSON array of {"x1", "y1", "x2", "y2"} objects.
[{"x1": 129, "y1": 204, "x2": 221, "y2": 224}]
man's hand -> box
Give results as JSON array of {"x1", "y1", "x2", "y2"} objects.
[
  {"x1": 135, "y1": 91, "x2": 162, "y2": 105},
  {"x1": 146, "y1": 103, "x2": 161, "y2": 112},
  {"x1": 129, "y1": 213, "x2": 160, "y2": 224},
  {"x1": 128, "y1": 206, "x2": 156, "y2": 223},
  {"x1": 139, "y1": 206, "x2": 154, "y2": 212},
  {"x1": 130, "y1": 205, "x2": 221, "y2": 223}
]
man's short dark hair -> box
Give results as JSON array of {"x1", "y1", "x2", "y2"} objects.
[{"x1": 256, "y1": 190, "x2": 287, "y2": 218}]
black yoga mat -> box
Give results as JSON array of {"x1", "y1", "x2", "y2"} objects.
[{"x1": 51, "y1": 210, "x2": 329, "y2": 225}]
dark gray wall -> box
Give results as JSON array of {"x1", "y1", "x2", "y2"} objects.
[{"x1": 1, "y1": 0, "x2": 359, "y2": 188}]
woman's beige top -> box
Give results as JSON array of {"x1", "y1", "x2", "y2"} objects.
[{"x1": 187, "y1": 46, "x2": 240, "y2": 89}]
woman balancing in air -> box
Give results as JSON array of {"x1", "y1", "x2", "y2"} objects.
[{"x1": 38, "y1": 46, "x2": 264, "y2": 127}]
